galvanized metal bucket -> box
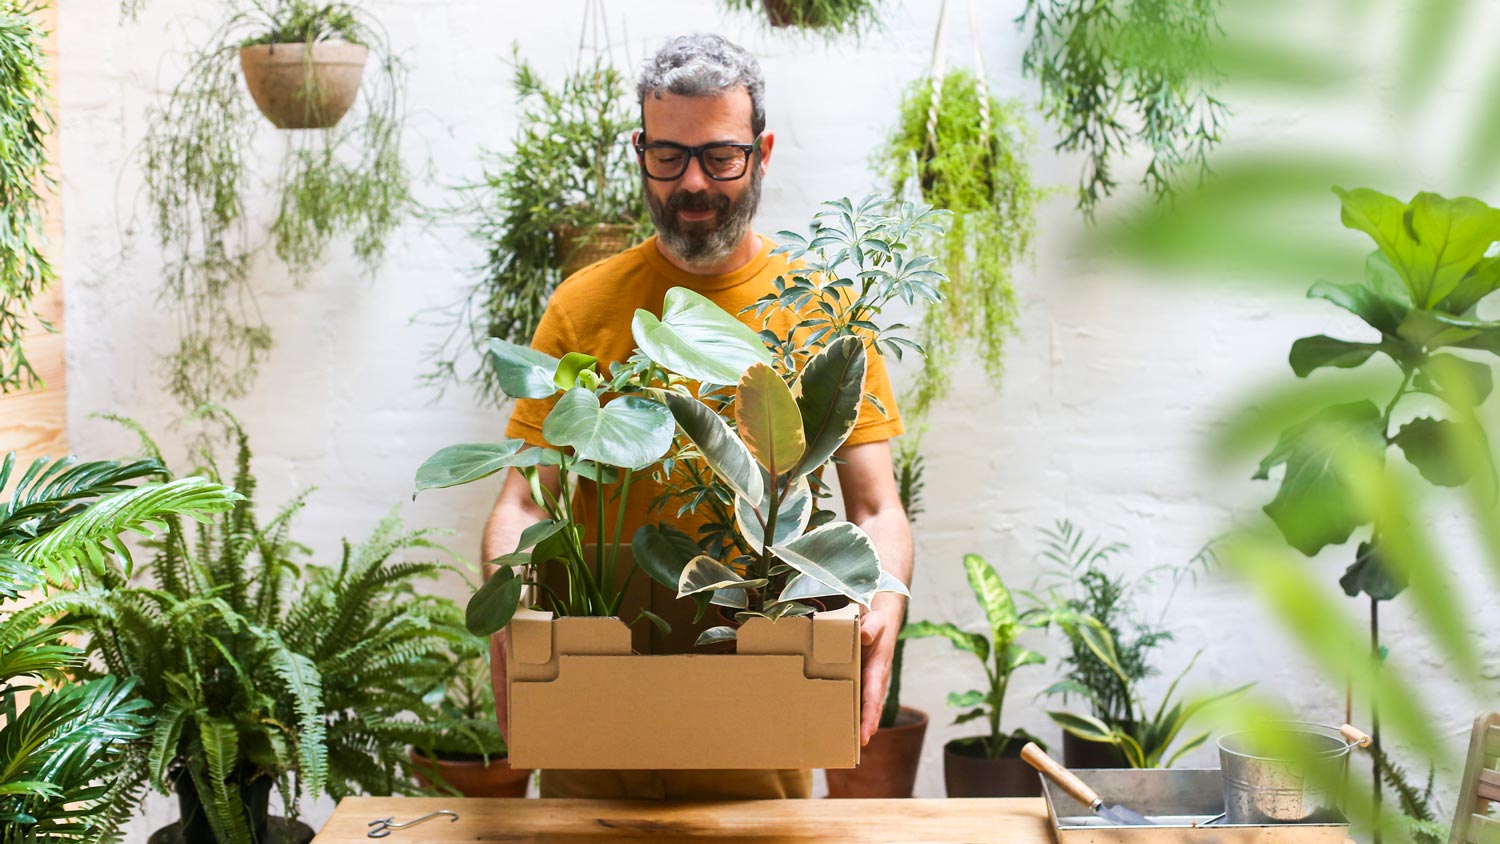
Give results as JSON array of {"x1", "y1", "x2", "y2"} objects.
[{"x1": 1217, "y1": 722, "x2": 1370, "y2": 824}]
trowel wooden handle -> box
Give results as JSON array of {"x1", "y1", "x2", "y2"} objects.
[
  {"x1": 1340, "y1": 724, "x2": 1372, "y2": 748},
  {"x1": 1021, "y1": 742, "x2": 1102, "y2": 809}
]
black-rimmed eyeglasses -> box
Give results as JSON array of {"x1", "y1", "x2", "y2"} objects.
[{"x1": 634, "y1": 136, "x2": 761, "y2": 181}]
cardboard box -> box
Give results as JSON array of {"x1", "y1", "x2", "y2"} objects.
[{"x1": 504, "y1": 601, "x2": 862, "y2": 770}]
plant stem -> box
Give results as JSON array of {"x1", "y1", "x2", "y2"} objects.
[
  {"x1": 607, "y1": 468, "x2": 634, "y2": 581},
  {"x1": 1380, "y1": 367, "x2": 1415, "y2": 437},
  {"x1": 1371, "y1": 594, "x2": 1383, "y2": 843},
  {"x1": 596, "y1": 470, "x2": 606, "y2": 605},
  {"x1": 758, "y1": 479, "x2": 783, "y2": 614}
]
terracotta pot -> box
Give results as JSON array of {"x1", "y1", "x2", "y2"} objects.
[
  {"x1": 825, "y1": 706, "x2": 928, "y2": 798},
  {"x1": 1062, "y1": 728, "x2": 1132, "y2": 769},
  {"x1": 239, "y1": 42, "x2": 368, "y2": 129},
  {"x1": 762, "y1": 0, "x2": 797, "y2": 26},
  {"x1": 552, "y1": 223, "x2": 635, "y2": 278},
  {"x1": 943, "y1": 737, "x2": 1043, "y2": 798},
  {"x1": 408, "y1": 746, "x2": 532, "y2": 797}
]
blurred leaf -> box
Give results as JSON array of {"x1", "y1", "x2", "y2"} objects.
[
  {"x1": 1339, "y1": 541, "x2": 1406, "y2": 601},
  {"x1": 1393, "y1": 417, "x2": 1471, "y2": 486},
  {"x1": 1254, "y1": 401, "x2": 1385, "y2": 555},
  {"x1": 1289, "y1": 335, "x2": 1388, "y2": 377}
]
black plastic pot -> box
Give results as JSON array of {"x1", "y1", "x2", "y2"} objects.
[
  {"x1": 943, "y1": 737, "x2": 1043, "y2": 798},
  {"x1": 149, "y1": 771, "x2": 312, "y2": 844},
  {"x1": 1061, "y1": 725, "x2": 1132, "y2": 769}
]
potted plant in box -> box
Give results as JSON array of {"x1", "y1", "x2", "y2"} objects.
[
  {"x1": 409, "y1": 638, "x2": 532, "y2": 797},
  {"x1": 415, "y1": 195, "x2": 947, "y2": 770},
  {"x1": 902, "y1": 553, "x2": 1052, "y2": 797}
]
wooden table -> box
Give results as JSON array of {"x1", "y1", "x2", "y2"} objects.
[{"x1": 315, "y1": 797, "x2": 1053, "y2": 843}]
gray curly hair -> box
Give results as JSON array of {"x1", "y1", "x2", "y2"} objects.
[{"x1": 637, "y1": 33, "x2": 766, "y2": 138}]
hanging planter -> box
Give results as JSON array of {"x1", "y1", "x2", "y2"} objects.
[
  {"x1": 239, "y1": 41, "x2": 368, "y2": 129},
  {"x1": 552, "y1": 222, "x2": 637, "y2": 278},
  {"x1": 723, "y1": 0, "x2": 880, "y2": 37}
]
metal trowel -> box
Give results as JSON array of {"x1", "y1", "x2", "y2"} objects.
[{"x1": 1021, "y1": 742, "x2": 1154, "y2": 826}]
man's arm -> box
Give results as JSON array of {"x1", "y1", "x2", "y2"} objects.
[
  {"x1": 482, "y1": 464, "x2": 559, "y2": 743},
  {"x1": 834, "y1": 439, "x2": 913, "y2": 746}
]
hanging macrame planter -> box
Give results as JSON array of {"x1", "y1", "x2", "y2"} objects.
[
  {"x1": 918, "y1": 0, "x2": 993, "y2": 199},
  {"x1": 239, "y1": 41, "x2": 368, "y2": 129}
]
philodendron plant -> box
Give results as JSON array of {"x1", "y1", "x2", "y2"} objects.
[{"x1": 416, "y1": 195, "x2": 949, "y2": 644}]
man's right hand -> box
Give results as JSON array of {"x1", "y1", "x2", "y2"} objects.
[{"x1": 490, "y1": 628, "x2": 510, "y2": 743}]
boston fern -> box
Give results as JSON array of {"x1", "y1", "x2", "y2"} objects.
[
  {"x1": 0, "y1": 452, "x2": 239, "y2": 843},
  {"x1": 424, "y1": 51, "x2": 648, "y2": 405},
  {"x1": 47, "y1": 419, "x2": 473, "y2": 842},
  {"x1": 0, "y1": 1, "x2": 56, "y2": 394}
]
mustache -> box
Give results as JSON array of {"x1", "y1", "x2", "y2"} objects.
[{"x1": 666, "y1": 190, "x2": 730, "y2": 214}]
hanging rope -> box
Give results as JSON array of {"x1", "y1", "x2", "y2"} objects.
[{"x1": 924, "y1": 0, "x2": 992, "y2": 166}]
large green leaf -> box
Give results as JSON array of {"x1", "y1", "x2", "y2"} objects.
[
  {"x1": 677, "y1": 555, "x2": 766, "y2": 609},
  {"x1": 659, "y1": 391, "x2": 763, "y2": 506},
  {"x1": 1415, "y1": 353, "x2": 1494, "y2": 405},
  {"x1": 899, "y1": 619, "x2": 990, "y2": 661},
  {"x1": 554, "y1": 352, "x2": 599, "y2": 389},
  {"x1": 1254, "y1": 401, "x2": 1386, "y2": 555},
  {"x1": 1049, "y1": 710, "x2": 1120, "y2": 744},
  {"x1": 735, "y1": 363, "x2": 806, "y2": 476},
  {"x1": 1396, "y1": 309, "x2": 1500, "y2": 354},
  {"x1": 1339, "y1": 541, "x2": 1406, "y2": 601},
  {"x1": 1288, "y1": 335, "x2": 1388, "y2": 377},
  {"x1": 792, "y1": 335, "x2": 867, "y2": 475},
  {"x1": 632, "y1": 522, "x2": 702, "y2": 592},
  {"x1": 541, "y1": 389, "x2": 675, "y2": 470},
  {"x1": 467, "y1": 566, "x2": 525, "y2": 636},
  {"x1": 413, "y1": 440, "x2": 528, "y2": 492},
  {"x1": 735, "y1": 477, "x2": 811, "y2": 548},
  {"x1": 963, "y1": 554, "x2": 1017, "y2": 649},
  {"x1": 631, "y1": 287, "x2": 771, "y2": 385},
  {"x1": 772, "y1": 522, "x2": 881, "y2": 607},
  {"x1": 1335, "y1": 188, "x2": 1500, "y2": 309},
  {"x1": 1308, "y1": 279, "x2": 1410, "y2": 338},
  {"x1": 1393, "y1": 417, "x2": 1471, "y2": 486},
  {"x1": 488, "y1": 339, "x2": 562, "y2": 399}
]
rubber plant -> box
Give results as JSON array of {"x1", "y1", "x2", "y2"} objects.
[
  {"x1": 1251, "y1": 187, "x2": 1500, "y2": 806},
  {"x1": 876, "y1": 68, "x2": 1041, "y2": 422},
  {"x1": 424, "y1": 51, "x2": 648, "y2": 406},
  {"x1": 140, "y1": 0, "x2": 413, "y2": 409},
  {"x1": 1017, "y1": 0, "x2": 1228, "y2": 218},
  {"x1": 44, "y1": 416, "x2": 474, "y2": 843},
  {"x1": 0, "y1": 450, "x2": 240, "y2": 841},
  {"x1": 0, "y1": 1, "x2": 55, "y2": 394},
  {"x1": 720, "y1": 0, "x2": 881, "y2": 37},
  {"x1": 416, "y1": 196, "x2": 945, "y2": 643}
]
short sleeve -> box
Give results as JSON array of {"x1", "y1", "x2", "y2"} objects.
[
  {"x1": 503, "y1": 299, "x2": 579, "y2": 446},
  {"x1": 844, "y1": 338, "x2": 905, "y2": 447}
]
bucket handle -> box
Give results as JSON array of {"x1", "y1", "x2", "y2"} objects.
[{"x1": 1340, "y1": 724, "x2": 1372, "y2": 750}]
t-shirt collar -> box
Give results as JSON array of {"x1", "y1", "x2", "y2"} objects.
[{"x1": 639, "y1": 234, "x2": 775, "y2": 292}]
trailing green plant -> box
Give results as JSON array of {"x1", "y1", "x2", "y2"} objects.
[
  {"x1": 417, "y1": 195, "x2": 946, "y2": 644},
  {"x1": 876, "y1": 69, "x2": 1040, "y2": 421},
  {"x1": 899, "y1": 553, "x2": 1049, "y2": 760},
  {"x1": 1017, "y1": 0, "x2": 1227, "y2": 218},
  {"x1": 423, "y1": 50, "x2": 649, "y2": 405},
  {"x1": 878, "y1": 436, "x2": 924, "y2": 730},
  {"x1": 141, "y1": 0, "x2": 413, "y2": 409},
  {"x1": 35, "y1": 417, "x2": 473, "y2": 843},
  {"x1": 1249, "y1": 187, "x2": 1500, "y2": 816},
  {"x1": 0, "y1": 0, "x2": 55, "y2": 394},
  {"x1": 0, "y1": 451, "x2": 240, "y2": 842},
  {"x1": 1034, "y1": 520, "x2": 1243, "y2": 768},
  {"x1": 720, "y1": 0, "x2": 881, "y2": 38}
]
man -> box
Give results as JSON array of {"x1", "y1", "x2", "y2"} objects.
[{"x1": 482, "y1": 33, "x2": 913, "y2": 800}]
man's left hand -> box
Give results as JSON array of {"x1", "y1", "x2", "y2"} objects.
[{"x1": 858, "y1": 599, "x2": 904, "y2": 745}]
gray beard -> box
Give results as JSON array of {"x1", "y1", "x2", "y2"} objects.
[{"x1": 645, "y1": 168, "x2": 762, "y2": 270}]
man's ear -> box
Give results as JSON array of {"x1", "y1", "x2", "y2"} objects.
[
  {"x1": 758, "y1": 132, "x2": 775, "y2": 175},
  {"x1": 632, "y1": 129, "x2": 643, "y2": 146}
]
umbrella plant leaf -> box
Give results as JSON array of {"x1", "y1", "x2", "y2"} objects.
[
  {"x1": 542, "y1": 389, "x2": 674, "y2": 470},
  {"x1": 631, "y1": 287, "x2": 771, "y2": 385},
  {"x1": 735, "y1": 363, "x2": 806, "y2": 476},
  {"x1": 487, "y1": 338, "x2": 561, "y2": 399}
]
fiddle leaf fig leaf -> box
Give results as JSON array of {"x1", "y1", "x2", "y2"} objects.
[
  {"x1": 1308, "y1": 279, "x2": 1410, "y2": 338},
  {"x1": 632, "y1": 287, "x2": 771, "y2": 385},
  {"x1": 542, "y1": 389, "x2": 674, "y2": 470},
  {"x1": 1254, "y1": 401, "x2": 1386, "y2": 555},
  {"x1": 487, "y1": 339, "x2": 561, "y2": 399},
  {"x1": 1393, "y1": 417, "x2": 1471, "y2": 487},
  {"x1": 1335, "y1": 188, "x2": 1500, "y2": 309},
  {"x1": 1288, "y1": 335, "x2": 1388, "y2": 377},
  {"x1": 1339, "y1": 541, "x2": 1407, "y2": 601}
]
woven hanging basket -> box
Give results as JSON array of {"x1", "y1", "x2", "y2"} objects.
[
  {"x1": 553, "y1": 223, "x2": 636, "y2": 278},
  {"x1": 239, "y1": 42, "x2": 368, "y2": 130}
]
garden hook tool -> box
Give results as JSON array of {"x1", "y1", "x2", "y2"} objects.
[
  {"x1": 1021, "y1": 743, "x2": 1154, "y2": 826},
  {"x1": 367, "y1": 810, "x2": 459, "y2": 838}
]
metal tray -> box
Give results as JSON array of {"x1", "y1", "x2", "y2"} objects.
[{"x1": 1040, "y1": 768, "x2": 1350, "y2": 844}]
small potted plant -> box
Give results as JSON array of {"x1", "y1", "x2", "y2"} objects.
[
  {"x1": 722, "y1": 0, "x2": 881, "y2": 36},
  {"x1": 826, "y1": 437, "x2": 929, "y2": 798},
  {"x1": 902, "y1": 553, "x2": 1050, "y2": 797},
  {"x1": 1035, "y1": 521, "x2": 1251, "y2": 768},
  {"x1": 238, "y1": 2, "x2": 369, "y2": 129},
  {"x1": 409, "y1": 639, "x2": 532, "y2": 797}
]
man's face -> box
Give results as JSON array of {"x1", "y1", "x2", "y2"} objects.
[{"x1": 636, "y1": 90, "x2": 772, "y2": 268}]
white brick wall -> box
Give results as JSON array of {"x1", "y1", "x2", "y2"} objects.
[{"x1": 58, "y1": 0, "x2": 1495, "y2": 833}]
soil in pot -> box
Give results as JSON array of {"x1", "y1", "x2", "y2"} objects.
[
  {"x1": 943, "y1": 736, "x2": 1043, "y2": 798},
  {"x1": 826, "y1": 706, "x2": 928, "y2": 798},
  {"x1": 1062, "y1": 726, "x2": 1132, "y2": 769},
  {"x1": 409, "y1": 746, "x2": 532, "y2": 797},
  {"x1": 239, "y1": 42, "x2": 368, "y2": 130}
]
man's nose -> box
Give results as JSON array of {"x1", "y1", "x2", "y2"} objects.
[{"x1": 677, "y1": 154, "x2": 712, "y2": 191}]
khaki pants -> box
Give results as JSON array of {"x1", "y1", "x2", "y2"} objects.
[{"x1": 540, "y1": 768, "x2": 813, "y2": 799}]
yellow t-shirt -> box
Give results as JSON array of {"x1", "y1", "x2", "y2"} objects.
[{"x1": 505, "y1": 234, "x2": 903, "y2": 647}]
